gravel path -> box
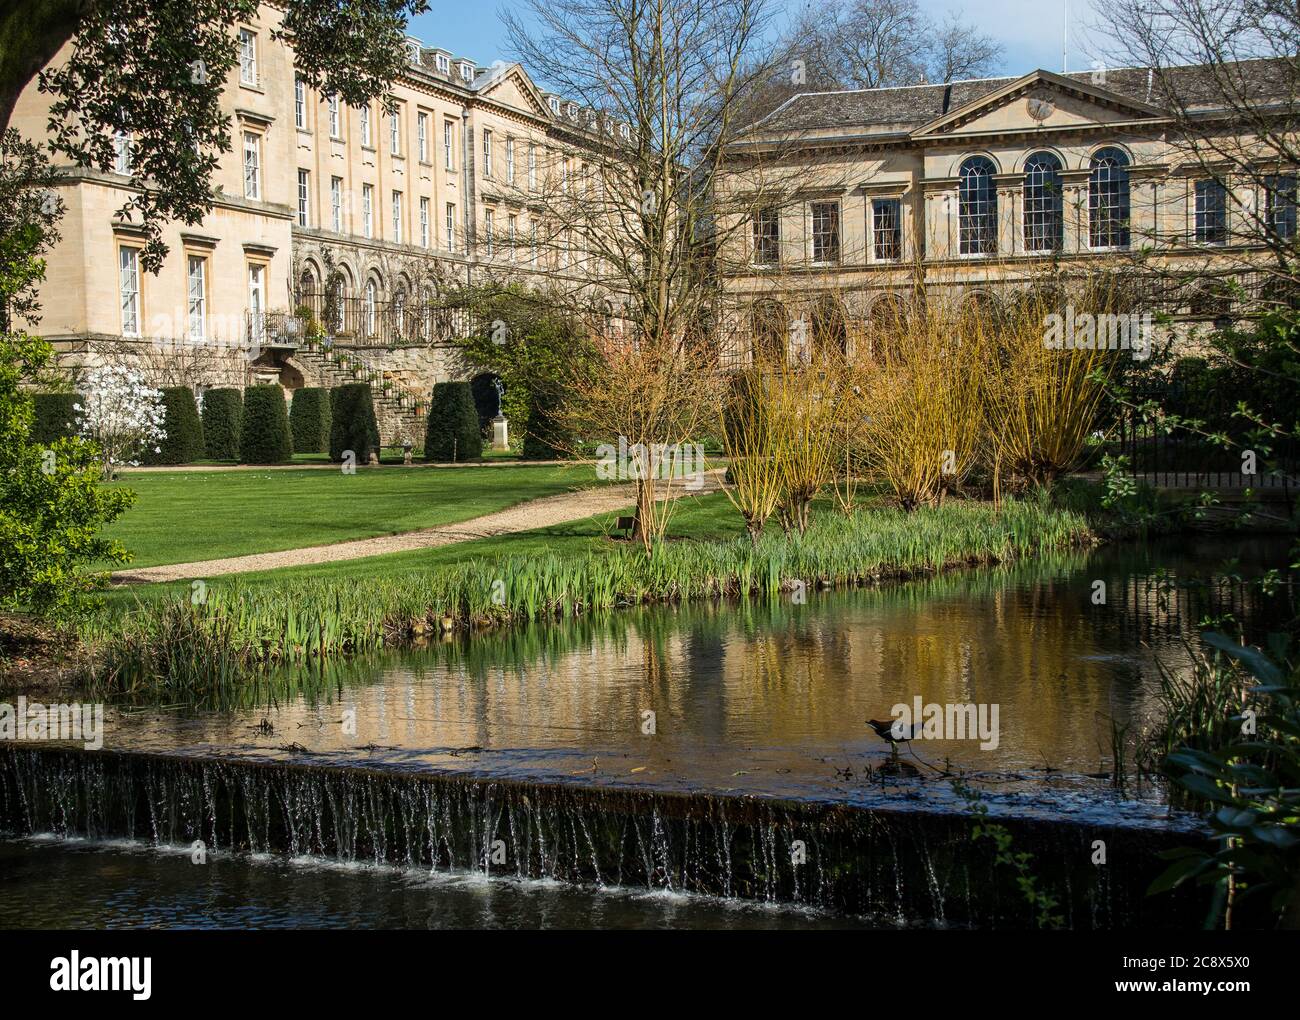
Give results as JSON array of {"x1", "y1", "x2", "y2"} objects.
[{"x1": 113, "y1": 471, "x2": 725, "y2": 585}]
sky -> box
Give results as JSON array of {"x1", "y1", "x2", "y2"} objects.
[{"x1": 405, "y1": 0, "x2": 1109, "y2": 85}]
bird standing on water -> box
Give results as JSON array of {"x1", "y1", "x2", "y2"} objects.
[{"x1": 866, "y1": 718, "x2": 921, "y2": 756}]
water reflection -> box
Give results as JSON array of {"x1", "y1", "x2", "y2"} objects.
[{"x1": 105, "y1": 536, "x2": 1294, "y2": 808}]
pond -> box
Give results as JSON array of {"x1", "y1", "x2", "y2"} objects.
[{"x1": 1, "y1": 534, "x2": 1293, "y2": 927}]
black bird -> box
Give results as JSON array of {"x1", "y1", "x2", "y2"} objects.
[{"x1": 867, "y1": 718, "x2": 921, "y2": 755}]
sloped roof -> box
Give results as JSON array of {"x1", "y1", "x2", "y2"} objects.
[{"x1": 749, "y1": 57, "x2": 1295, "y2": 135}]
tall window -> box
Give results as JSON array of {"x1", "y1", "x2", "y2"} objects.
[
  {"x1": 752, "y1": 207, "x2": 779, "y2": 265},
  {"x1": 118, "y1": 246, "x2": 140, "y2": 337},
  {"x1": 506, "y1": 137, "x2": 515, "y2": 184},
  {"x1": 392, "y1": 191, "x2": 403, "y2": 242},
  {"x1": 958, "y1": 156, "x2": 998, "y2": 255},
  {"x1": 1195, "y1": 178, "x2": 1228, "y2": 244},
  {"x1": 1089, "y1": 147, "x2": 1131, "y2": 249},
  {"x1": 810, "y1": 201, "x2": 840, "y2": 264},
  {"x1": 248, "y1": 263, "x2": 265, "y2": 337},
  {"x1": 483, "y1": 130, "x2": 493, "y2": 178},
  {"x1": 360, "y1": 104, "x2": 372, "y2": 146},
  {"x1": 417, "y1": 112, "x2": 429, "y2": 161},
  {"x1": 419, "y1": 197, "x2": 431, "y2": 247},
  {"x1": 294, "y1": 77, "x2": 306, "y2": 129},
  {"x1": 238, "y1": 29, "x2": 257, "y2": 85},
  {"x1": 297, "y1": 169, "x2": 310, "y2": 227},
  {"x1": 113, "y1": 131, "x2": 132, "y2": 175},
  {"x1": 390, "y1": 110, "x2": 401, "y2": 154},
  {"x1": 362, "y1": 184, "x2": 374, "y2": 237},
  {"x1": 445, "y1": 202, "x2": 456, "y2": 250},
  {"x1": 1266, "y1": 175, "x2": 1297, "y2": 241},
  {"x1": 444, "y1": 120, "x2": 455, "y2": 170},
  {"x1": 330, "y1": 176, "x2": 343, "y2": 231},
  {"x1": 528, "y1": 145, "x2": 537, "y2": 190},
  {"x1": 873, "y1": 199, "x2": 902, "y2": 261},
  {"x1": 1023, "y1": 151, "x2": 1063, "y2": 252},
  {"x1": 242, "y1": 132, "x2": 260, "y2": 199},
  {"x1": 364, "y1": 279, "x2": 378, "y2": 336},
  {"x1": 530, "y1": 220, "x2": 538, "y2": 264},
  {"x1": 484, "y1": 208, "x2": 495, "y2": 258},
  {"x1": 186, "y1": 255, "x2": 206, "y2": 339},
  {"x1": 328, "y1": 96, "x2": 341, "y2": 139},
  {"x1": 508, "y1": 214, "x2": 517, "y2": 260}
]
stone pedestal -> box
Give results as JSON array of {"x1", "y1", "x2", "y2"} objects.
[{"x1": 492, "y1": 415, "x2": 509, "y2": 450}]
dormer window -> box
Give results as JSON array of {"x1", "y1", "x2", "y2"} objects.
[
  {"x1": 459, "y1": 62, "x2": 475, "y2": 82},
  {"x1": 435, "y1": 54, "x2": 450, "y2": 73},
  {"x1": 566, "y1": 102, "x2": 578, "y2": 120},
  {"x1": 406, "y1": 41, "x2": 422, "y2": 63},
  {"x1": 619, "y1": 123, "x2": 630, "y2": 140},
  {"x1": 548, "y1": 98, "x2": 561, "y2": 116}
]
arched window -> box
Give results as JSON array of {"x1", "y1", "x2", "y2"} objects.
[
  {"x1": 1023, "y1": 152, "x2": 1063, "y2": 252},
  {"x1": 959, "y1": 157, "x2": 998, "y2": 255},
  {"x1": 365, "y1": 278, "x2": 378, "y2": 336},
  {"x1": 326, "y1": 270, "x2": 348, "y2": 333},
  {"x1": 392, "y1": 284, "x2": 408, "y2": 340},
  {"x1": 1090, "y1": 147, "x2": 1131, "y2": 249}
]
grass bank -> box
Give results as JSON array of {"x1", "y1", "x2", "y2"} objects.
[
  {"x1": 81, "y1": 493, "x2": 1094, "y2": 702},
  {"x1": 103, "y1": 463, "x2": 604, "y2": 567}
]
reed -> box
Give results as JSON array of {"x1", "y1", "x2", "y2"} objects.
[{"x1": 78, "y1": 496, "x2": 1093, "y2": 700}]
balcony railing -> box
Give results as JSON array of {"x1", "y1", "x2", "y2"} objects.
[
  {"x1": 293, "y1": 288, "x2": 481, "y2": 348},
  {"x1": 246, "y1": 311, "x2": 306, "y2": 351}
]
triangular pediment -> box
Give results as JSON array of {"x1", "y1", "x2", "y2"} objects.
[
  {"x1": 476, "y1": 64, "x2": 553, "y2": 120},
  {"x1": 911, "y1": 70, "x2": 1168, "y2": 139}
]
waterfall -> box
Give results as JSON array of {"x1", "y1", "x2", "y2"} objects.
[{"x1": 0, "y1": 746, "x2": 1208, "y2": 928}]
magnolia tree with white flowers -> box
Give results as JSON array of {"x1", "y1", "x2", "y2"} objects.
[{"x1": 76, "y1": 363, "x2": 167, "y2": 478}]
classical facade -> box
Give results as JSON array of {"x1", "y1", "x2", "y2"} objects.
[
  {"x1": 719, "y1": 62, "x2": 1294, "y2": 361},
  {"x1": 14, "y1": 3, "x2": 614, "y2": 441}
]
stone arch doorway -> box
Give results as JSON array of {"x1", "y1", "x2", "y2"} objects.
[{"x1": 749, "y1": 299, "x2": 787, "y2": 364}]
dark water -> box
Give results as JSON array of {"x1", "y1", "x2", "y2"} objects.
[
  {"x1": 94, "y1": 535, "x2": 1295, "y2": 813},
  {"x1": 0, "y1": 837, "x2": 866, "y2": 929},
  {"x1": 2, "y1": 536, "x2": 1293, "y2": 929}
]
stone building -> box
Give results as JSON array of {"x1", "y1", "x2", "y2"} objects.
[
  {"x1": 718, "y1": 61, "x2": 1294, "y2": 362},
  {"x1": 14, "y1": 3, "x2": 618, "y2": 443}
]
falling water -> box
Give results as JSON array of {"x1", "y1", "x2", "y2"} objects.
[{"x1": 0, "y1": 746, "x2": 1208, "y2": 928}]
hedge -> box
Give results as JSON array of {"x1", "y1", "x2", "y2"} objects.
[
  {"x1": 290, "y1": 386, "x2": 331, "y2": 454},
  {"x1": 329, "y1": 383, "x2": 380, "y2": 464},
  {"x1": 239, "y1": 385, "x2": 293, "y2": 464},
  {"x1": 32, "y1": 392, "x2": 82, "y2": 445},
  {"x1": 424, "y1": 381, "x2": 482, "y2": 462},
  {"x1": 201, "y1": 388, "x2": 243, "y2": 461},
  {"x1": 144, "y1": 386, "x2": 205, "y2": 465}
]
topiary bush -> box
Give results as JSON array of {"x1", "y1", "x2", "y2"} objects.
[
  {"x1": 32, "y1": 392, "x2": 82, "y2": 445},
  {"x1": 424, "y1": 381, "x2": 483, "y2": 462},
  {"x1": 144, "y1": 386, "x2": 205, "y2": 465},
  {"x1": 329, "y1": 383, "x2": 380, "y2": 464},
  {"x1": 201, "y1": 388, "x2": 242, "y2": 461},
  {"x1": 239, "y1": 385, "x2": 293, "y2": 464},
  {"x1": 290, "y1": 386, "x2": 331, "y2": 454}
]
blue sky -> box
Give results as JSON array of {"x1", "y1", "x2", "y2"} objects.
[{"x1": 406, "y1": 0, "x2": 1106, "y2": 84}]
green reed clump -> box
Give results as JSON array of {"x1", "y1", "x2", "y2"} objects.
[{"x1": 81, "y1": 497, "x2": 1092, "y2": 700}]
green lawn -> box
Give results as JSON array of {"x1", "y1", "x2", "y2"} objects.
[
  {"x1": 104, "y1": 463, "x2": 607, "y2": 568},
  {"x1": 102, "y1": 490, "x2": 743, "y2": 606}
]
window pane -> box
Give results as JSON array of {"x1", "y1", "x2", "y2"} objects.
[
  {"x1": 1089, "y1": 148, "x2": 1130, "y2": 249},
  {"x1": 1023, "y1": 153, "x2": 1063, "y2": 252},
  {"x1": 959, "y1": 157, "x2": 997, "y2": 255},
  {"x1": 811, "y1": 202, "x2": 840, "y2": 264},
  {"x1": 1195, "y1": 179, "x2": 1227, "y2": 243},
  {"x1": 873, "y1": 199, "x2": 901, "y2": 260}
]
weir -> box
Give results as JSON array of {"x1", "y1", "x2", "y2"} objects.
[{"x1": 0, "y1": 746, "x2": 1209, "y2": 928}]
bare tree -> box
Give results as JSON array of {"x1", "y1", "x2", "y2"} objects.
[
  {"x1": 738, "y1": 0, "x2": 1004, "y2": 124},
  {"x1": 498, "y1": 0, "x2": 820, "y2": 545}
]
